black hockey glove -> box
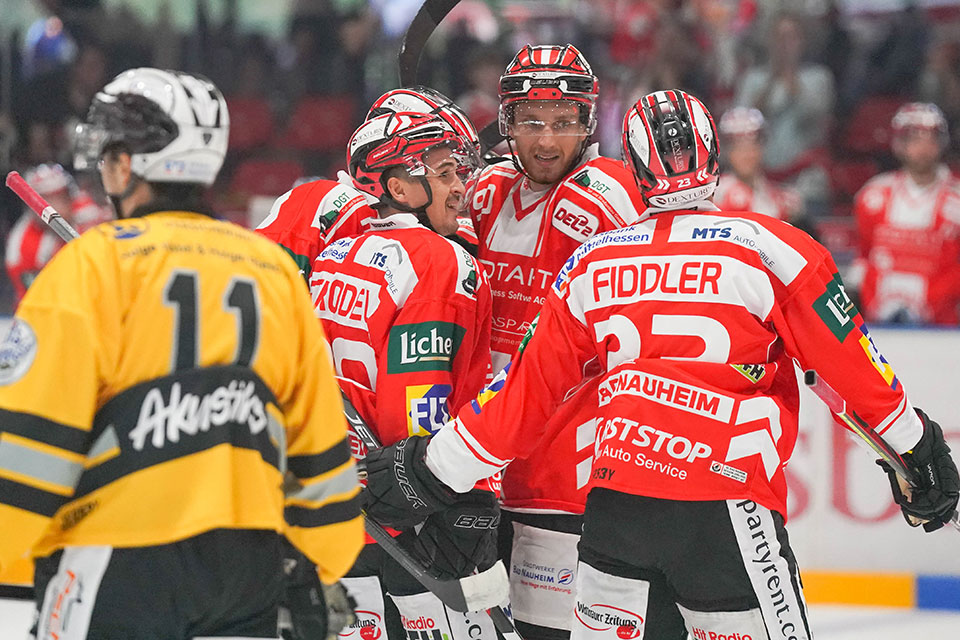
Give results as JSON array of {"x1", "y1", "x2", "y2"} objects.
[
  {"x1": 362, "y1": 435, "x2": 457, "y2": 528},
  {"x1": 879, "y1": 409, "x2": 960, "y2": 532},
  {"x1": 413, "y1": 489, "x2": 500, "y2": 579},
  {"x1": 279, "y1": 541, "x2": 357, "y2": 640}
]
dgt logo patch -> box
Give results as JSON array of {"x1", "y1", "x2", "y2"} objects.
[
  {"x1": 813, "y1": 272, "x2": 857, "y2": 341},
  {"x1": 388, "y1": 322, "x2": 465, "y2": 373}
]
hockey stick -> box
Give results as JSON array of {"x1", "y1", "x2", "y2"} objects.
[
  {"x1": 398, "y1": 0, "x2": 461, "y2": 86},
  {"x1": 5, "y1": 171, "x2": 80, "y2": 241},
  {"x1": 341, "y1": 392, "x2": 521, "y2": 637},
  {"x1": 803, "y1": 370, "x2": 960, "y2": 532}
]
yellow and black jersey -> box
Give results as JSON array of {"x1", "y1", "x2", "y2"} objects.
[{"x1": 0, "y1": 211, "x2": 363, "y2": 583}]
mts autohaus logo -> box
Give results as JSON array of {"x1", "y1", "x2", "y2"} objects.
[
  {"x1": 401, "y1": 614, "x2": 443, "y2": 640},
  {"x1": 575, "y1": 602, "x2": 644, "y2": 639},
  {"x1": 338, "y1": 610, "x2": 383, "y2": 640},
  {"x1": 387, "y1": 321, "x2": 466, "y2": 373}
]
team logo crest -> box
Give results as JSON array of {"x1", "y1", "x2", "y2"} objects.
[
  {"x1": 0, "y1": 318, "x2": 37, "y2": 385},
  {"x1": 98, "y1": 218, "x2": 149, "y2": 239}
]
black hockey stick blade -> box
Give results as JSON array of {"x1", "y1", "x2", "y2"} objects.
[
  {"x1": 478, "y1": 120, "x2": 504, "y2": 156},
  {"x1": 399, "y1": 0, "x2": 461, "y2": 85}
]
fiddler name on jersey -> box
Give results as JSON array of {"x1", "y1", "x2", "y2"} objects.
[{"x1": 592, "y1": 260, "x2": 722, "y2": 305}]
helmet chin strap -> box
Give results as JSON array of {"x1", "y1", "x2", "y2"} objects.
[{"x1": 383, "y1": 177, "x2": 436, "y2": 231}]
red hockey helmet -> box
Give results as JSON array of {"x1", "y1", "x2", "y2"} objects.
[
  {"x1": 891, "y1": 102, "x2": 949, "y2": 148},
  {"x1": 498, "y1": 43, "x2": 599, "y2": 136},
  {"x1": 367, "y1": 86, "x2": 480, "y2": 153},
  {"x1": 718, "y1": 107, "x2": 766, "y2": 141},
  {"x1": 622, "y1": 89, "x2": 720, "y2": 208},
  {"x1": 347, "y1": 111, "x2": 481, "y2": 208},
  {"x1": 24, "y1": 163, "x2": 76, "y2": 197}
]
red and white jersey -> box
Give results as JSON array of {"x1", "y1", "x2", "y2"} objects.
[
  {"x1": 256, "y1": 177, "x2": 378, "y2": 281},
  {"x1": 852, "y1": 167, "x2": 960, "y2": 324},
  {"x1": 714, "y1": 172, "x2": 801, "y2": 221},
  {"x1": 310, "y1": 213, "x2": 493, "y2": 455},
  {"x1": 428, "y1": 205, "x2": 922, "y2": 518},
  {"x1": 5, "y1": 214, "x2": 62, "y2": 304},
  {"x1": 5, "y1": 192, "x2": 111, "y2": 304},
  {"x1": 469, "y1": 145, "x2": 645, "y2": 513}
]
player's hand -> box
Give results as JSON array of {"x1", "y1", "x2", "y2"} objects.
[
  {"x1": 413, "y1": 489, "x2": 500, "y2": 579},
  {"x1": 880, "y1": 409, "x2": 960, "y2": 532},
  {"x1": 361, "y1": 435, "x2": 457, "y2": 528}
]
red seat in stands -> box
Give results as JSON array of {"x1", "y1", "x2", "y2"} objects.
[
  {"x1": 841, "y1": 96, "x2": 904, "y2": 154},
  {"x1": 226, "y1": 97, "x2": 275, "y2": 151},
  {"x1": 230, "y1": 158, "x2": 304, "y2": 197},
  {"x1": 280, "y1": 95, "x2": 358, "y2": 152},
  {"x1": 830, "y1": 159, "x2": 879, "y2": 200}
]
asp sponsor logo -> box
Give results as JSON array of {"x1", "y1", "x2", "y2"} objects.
[
  {"x1": 813, "y1": 272, "x2": 858, "y2": 342},
  {"x1": 575, "y1": 602, "x2": 643, "y2": 638},
  {"x1": 406, "y1": 384, "x2": 452, "y2": 436},
  {"x1": 387, "y1": 321, "x2": 465, "y2": 373},
  {"x1": 339, "y1": 609, "x2": 383, "y2": 640},
  {"x1": 597, "y1": 370, "x2": 735, "y2": 422}
]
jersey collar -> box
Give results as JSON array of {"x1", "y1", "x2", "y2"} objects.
[{"x1": 367, "y1": 212, "x2": 426, "y2": 231}]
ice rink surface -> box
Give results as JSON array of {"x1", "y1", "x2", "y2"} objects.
[{"x1": 2, "y1": 599, "x2": 959, "y2": 639}]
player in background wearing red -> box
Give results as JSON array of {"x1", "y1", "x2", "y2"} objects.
[
  {"x1": 468, "y1": 44, "x2": 664, "y2": 640},
  {"x1": 256, "y1": 86, "x2": 481, "y2": 276},
  {"x1": 4, "y1": 163, "x2": 110, "y2": 304},
  {"x1": 311, "y1": 111, "x2": 501, "y2": 640},
  {"x1": 362, "y1": 89, "x2": 960, "y2": 640},
  {"x1": 851, "y1": 102, "x2": 960, "y2": 324},
  {"x1": 712, "y1": 107, "x2": 803, "y2": 223}
]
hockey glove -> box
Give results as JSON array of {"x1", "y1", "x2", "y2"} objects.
[
  {"x1": 362, "y1": 435, "x2": 457, "y2": 528},
  {"x1": 880, "y1": 409, "x2": 960, "y2": 532},
  {"x1": 280, "y1": 539, "x2": 358, "y2": 640},
  {"x1": 413, "y1": 489, "x2": 500, "y2": 579}
]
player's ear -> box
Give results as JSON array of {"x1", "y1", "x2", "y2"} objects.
[{"x1": 386, "y1": 173, "x2": 415, "y2": 206}]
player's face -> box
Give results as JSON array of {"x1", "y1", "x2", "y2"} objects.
[
  {"x1": 726, "y1": 135, "x2": 764, "y2": 181},
  {"x1": 422, "y1": 146, "x2": 466, "y2": 236},
  {"x1": 896, "y1": 129, "x2": 942, "y2": 175},
  {"x1": 508, "y1": 101, "x2": 588, "y2": 186}
]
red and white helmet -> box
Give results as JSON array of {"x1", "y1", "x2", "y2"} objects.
[
  {"x1": 347, "y1": 111, "x2": 481, "y2": 208},
  {"x1": 24, "y1": 163, "x2": 76, "y2": 197},
  {"x1": 622, "y1": 90, "x2": 720, "y2": 208},
  {"x1": 719, "y1": 107, "x2": 765, "y2": 141},
  {"x1": 367, "y1": 86, "x2": 480, "y2": 152},
  {"x1": 498, "y1": 43, "x2": 599, "y2": 136},
  {"x1": 891, "y1": 102, "x2": 948, "y2": 147}
]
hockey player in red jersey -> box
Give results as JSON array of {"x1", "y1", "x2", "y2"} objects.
[
  {"x1": 713, "y1": 107, "x2": 803, "y2": 222},
  {"x1": 256, "y1": 86, "x2": 481, "y2": 271},
  {"x1": 851, "y1": 102, "x2": 960, "y2": 324},
  {"x1": 4, "y1": 163, "x2": 110, "y2": 304},
  {"x1": 311, "y1": 111, "x2": 502, "y2": 640},
  {"x1": 469, "y1": 43, "x2": 654, "y2": 640},
  {"x1": 362, "y1": 90, "x2": 960, "y2": 640}
]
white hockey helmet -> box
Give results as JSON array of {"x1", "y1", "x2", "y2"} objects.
[{"x1": 74, "y1": 68, "x2": 229, "y2": 186}]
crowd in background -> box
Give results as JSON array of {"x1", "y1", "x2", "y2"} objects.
[{"x1": 3, "y1": 0, "x2": 960, "y2": 318}]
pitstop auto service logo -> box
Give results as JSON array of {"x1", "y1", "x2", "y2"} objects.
[
  {"x1": 339, "y1": 609, "x2": 383, "y2": 640},
  {"x1": 575, "y1": 602, "x2": 643, "y2": 638}
]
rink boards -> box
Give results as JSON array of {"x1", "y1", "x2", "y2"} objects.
[{"x1": 0, "y1": 318, "x2": 957, "y2": 609}]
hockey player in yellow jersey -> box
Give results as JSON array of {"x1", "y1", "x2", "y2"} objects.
[{"x1": 0, "y1": 68, "x2": 364, "y2": 639}]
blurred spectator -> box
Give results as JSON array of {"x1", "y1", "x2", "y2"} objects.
[
  {"x1": 21, "y1": 15, "x2": 76, "y2": 79},
  {"x1": 456, "y1": 47, "x2": 503, "y2": 132},
  {"x1": 850, "y1": 103, "x2": 960, "y2": 325},
  {"x1": 5, "y1": 163, "x2": 110, "y2": 305},
  {"x1": 734, "y1": 12, "x2": 834, "y2": 211},
  {"x1": 713, "y1": 107, "x2": 804, "y2": 223},
  {"x1": 919, "y1": 35, "x2": 960, "y2": 154}
]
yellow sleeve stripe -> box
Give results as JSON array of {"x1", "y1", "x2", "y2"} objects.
[
  {"x1": 1, "y1": 432, "x2": 86, "y2": 464},
  {"x1": 0, "y1": 467, "x2": 75, "y2": 497}
]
